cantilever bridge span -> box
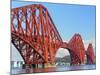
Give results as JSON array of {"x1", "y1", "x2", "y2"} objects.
[{"x1": 11, "y1": 4, "x2": 95, "y2": 65}]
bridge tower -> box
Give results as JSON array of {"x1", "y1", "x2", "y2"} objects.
[{"x1": 86, "y1": 44, "x2": 95, "y2": 64}]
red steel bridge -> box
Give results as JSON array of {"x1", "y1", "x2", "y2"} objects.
[{"x1": 11, "y1": 4, "x2": 95, "y2": 66}]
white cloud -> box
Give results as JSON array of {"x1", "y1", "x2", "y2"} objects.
[
  {"x1": 55, "y1": 48, "x2": 70, "y2": 58},
  {"x1": 83, "y1": 38, "x2": 95, "y2": 51},
  {"x1": 11, "y1": 44, "x2": 24, "y2": 61}
]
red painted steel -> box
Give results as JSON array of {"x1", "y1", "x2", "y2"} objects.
[
  {"x1": 11, "y1": 4, "x2": 95, "y2": 65},
  {"x1": 86, "y1": 44, "x2": 95, "y2": 64},
  {"x1": 60, "y1": 34, "x2": 85, "y2": 65}
]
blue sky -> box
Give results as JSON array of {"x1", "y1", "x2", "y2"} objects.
[{"x1": 12, "y1": 1, "x2": 96, "y2": 41}]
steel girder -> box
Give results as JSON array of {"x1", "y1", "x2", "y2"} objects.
[
  {"x1": 11, "y1": 4, "x2": 62, "y2": 64},
  {"x1": 11, "y1": 4, "x2": 95, "y2": 65},
  {"x1": 86, "y1": 44, "x2": 95, "y2": 64}
]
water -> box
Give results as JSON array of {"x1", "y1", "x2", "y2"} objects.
[{"x1": 11, "y1": 65, "x2": 96, "y2": 75}]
